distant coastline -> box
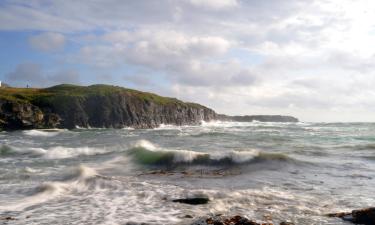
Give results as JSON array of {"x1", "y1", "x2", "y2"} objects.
[{"x1": 0, "y1": 84, "x2": 298, "y2": 131}]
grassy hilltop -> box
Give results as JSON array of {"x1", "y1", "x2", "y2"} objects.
[{"x1": 0, "y1": 84, "x2": 200, "y2": 106}]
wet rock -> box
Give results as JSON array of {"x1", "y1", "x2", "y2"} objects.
[
  {"x1": 191, "y1": 215, "x2": 269, "y2": 225},
  {"x1": 1, "y1": 216, "x2": 16, "y2": 221},
  {"x1": 327, "y1": 207, "x2": 375, "y2": 225},
  {"x1": 172, "y1": 197, "x2": 210, "y2": 205}
]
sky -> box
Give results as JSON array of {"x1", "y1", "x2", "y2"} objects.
[{"x1": 0, "y1": 0, "x2": 375, "y2": 122}]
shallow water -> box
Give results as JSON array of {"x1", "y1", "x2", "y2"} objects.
[{"x1": 1, "y1": 121, "x2": 375, "y2": 224}]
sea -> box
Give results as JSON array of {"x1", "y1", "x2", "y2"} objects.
[{"x1": 1, "y1": 121, "x2": 374, "y2": 225}]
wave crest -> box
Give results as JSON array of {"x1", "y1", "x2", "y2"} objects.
[
  {"x1": 23, "y1": 129, "x2": 66, "y2": 137},
  {"x1": 0, "y1": 145, "x2": 107, "y2": 159},
  {"x1": 127, "y1": 140, "x2": 291, "y2": 167}
]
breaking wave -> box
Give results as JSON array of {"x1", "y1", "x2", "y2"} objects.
[
  {"x1": 127, "y1": 140, "x2": 293, "y2": 167},
  {"x1": 0, "y1": 145, "x2": 108, "y2": 159},
  {"x1": 0, "y1": 165, "x2": 101, "y2": 211},
  {"x1": 23, "y1": 129, "x2": 65, "y2": 137}
]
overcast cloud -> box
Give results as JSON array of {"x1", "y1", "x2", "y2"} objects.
[{"x1": 1, "y1": 0, "x2": 375, "y2": 121}]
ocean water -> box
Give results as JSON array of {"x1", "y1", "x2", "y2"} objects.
[{"x1": 1, "y1": 121, "x2": 375, "y2": 224}]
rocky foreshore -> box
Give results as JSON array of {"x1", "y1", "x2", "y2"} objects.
[
  {"x1": 2, "y1": 206, "x2": 374, "y2": 224},
  {"x1": 327, "y1": 207, "x2": 375, "y2": 225},
  {"x1": 187, "y1": 207, "x2": 375, "y2": 225},
  {"x1": 190, "y1": 215, "x2": 294, "y2": 225}
]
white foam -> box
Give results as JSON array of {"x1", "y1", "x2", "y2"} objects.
[
  {"x1": 44, "y1": 146, "x2": 106, "y2": 159},
  {"x1": 23, "y1": 129, "x2": 61, "y2": 137},
  {"x1": 23, "y1": 167, "x2": 40, "y2": 173},
  {"x1": 0, "y1": 165, "x2": 99, "y2": 211},
  {"x1": 131, "y1": 140, "x2": 262, "y2": 164},
  {"x1": 155, "y1": 123, "x2": 183, "y2": 130},
  {"x1": 227, "y1": 150, "x2": 260, "y2": 163},
  {"x1": 9, "y1": 145, "x2": 107, "y2": 159},
  {"x1": 172, "y1": 149, "x2": 206, "y2": 163},
  {"x1": 201, "y1": 120, "x2": 256, "y2": 128},
  {"x1": 122, "y1": 127, "x2": 135, "y2": 130},
  {"x1": 134, "y1": 139, "x2": 158, "y2": 151}
]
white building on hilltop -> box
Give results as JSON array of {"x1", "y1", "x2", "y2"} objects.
[{"x1": 0, "y1": 81, "x2": 2, "y2": 87}]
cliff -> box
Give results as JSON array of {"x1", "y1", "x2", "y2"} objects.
[
  {"x1": 0, "y1": 84, "x2": 217, "y2": 130},
  {"x1": 0, "y1": 84, "x2": 299, "y2": 131},
  {"x1": 218, "y1": 114, "x2": 299, "y2": 123}
]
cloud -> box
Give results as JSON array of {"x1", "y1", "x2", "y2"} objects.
[
  {"x1": 29, "y1": 32, "x2": 65, "y2": 52},
  {"x1": 0, "y1": 3, "x2": 87, "y2": 32},
  {"x1": 5, "y1": 63, "x2": 80, "y2": 87},
  {"x1": 189, "y1": 0, "x2": 238, "y2": 10},
  {"x1": 2, "y1": 0, "x2": 375, "y2": 121}
]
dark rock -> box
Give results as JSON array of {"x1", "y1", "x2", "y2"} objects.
[
  {"x1": 0, "y1": 99, "x2": 61, "y2": 130},
  {"x1": 172, "y1": 197, "x2": 210, "y2": 205},
  {"x1": 279, "y1": 222, "x2": 294, "y2": 225},
  {"x1": 1, "y1": 216, "x2": 16, "y2": 220},
  {"x1": 327, "y1": 207, "x2": 375, "y2": 225},
  {"x1": 191, "y1": 215, "x2": 269, "y2": 225},
  {"x1": 0, "y1": 84, "x2": 217, "y2": 130}
]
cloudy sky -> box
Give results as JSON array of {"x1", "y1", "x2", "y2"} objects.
[{"x1": 1, "y1": 0, "x2": 375, "y2": 122}]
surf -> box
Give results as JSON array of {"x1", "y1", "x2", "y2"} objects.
[{"x1": 126, "y1": 140, "x2": 295, "y2": 167}]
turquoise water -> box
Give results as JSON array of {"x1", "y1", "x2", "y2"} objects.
[{"x1": 0, "y1": 121, "x2": 374, "y2": 224}]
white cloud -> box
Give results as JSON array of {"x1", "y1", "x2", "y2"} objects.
[
  {"x1": 29, "y1": 32, "x2": 66, "y2": 52},
  {"x1": 2, "y1": 0, "x2": 375, "y2": 121},
  {"x1": 189, "y1": 0, "x2": 238, "y2": 10}
]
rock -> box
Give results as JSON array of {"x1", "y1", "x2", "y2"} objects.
[
  {"x1": 327, "y1": 207, "x2": 375, "y2": 225},
  {"x1": 172, "y1": 197, "x2": 210, "y2": 205},
  {"x1": 0, "y1": 99, "x2": 61, "y2": 130},
  {"x1": 191, "y1": 215, "x2": 270, "y2": 225},
  {"x1": 279, "y1": 222, "x2": 294, "y2": 225},
  {"x1": 1, "y1": 216, "x2": 16, "y2": 220},
  {"x1": 0, "y1": 84, "x2": 217, "y2": 130}
]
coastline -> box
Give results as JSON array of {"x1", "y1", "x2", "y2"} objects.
[{"x1": 0, "y1": 84, "x2": 298, "y2": 131}]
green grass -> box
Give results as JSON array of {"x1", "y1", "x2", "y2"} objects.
[{"x1": 0, "y1": 84, "x2": 202, "y2": 107}]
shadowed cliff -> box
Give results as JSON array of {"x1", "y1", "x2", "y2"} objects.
[
  {"x1": 0, "y1": 84, "x2": 217, "y2": 130},
  {"x1": 0, "y1": 84, "x2": 299, "y2": 131}
]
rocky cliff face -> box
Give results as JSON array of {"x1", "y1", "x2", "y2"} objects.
[
  {"x1": 0, "y1": 99, "x2": 60, "y2": 130},
  {"x1": 0, "y1": 84, "x2": 217, "y2": 130},
  {"x1": 0, "y1": 84, "x2": 299, "y2": 131},
  {"x1": 38, "y1": 92, "x2": 217, "y2": 129}
]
